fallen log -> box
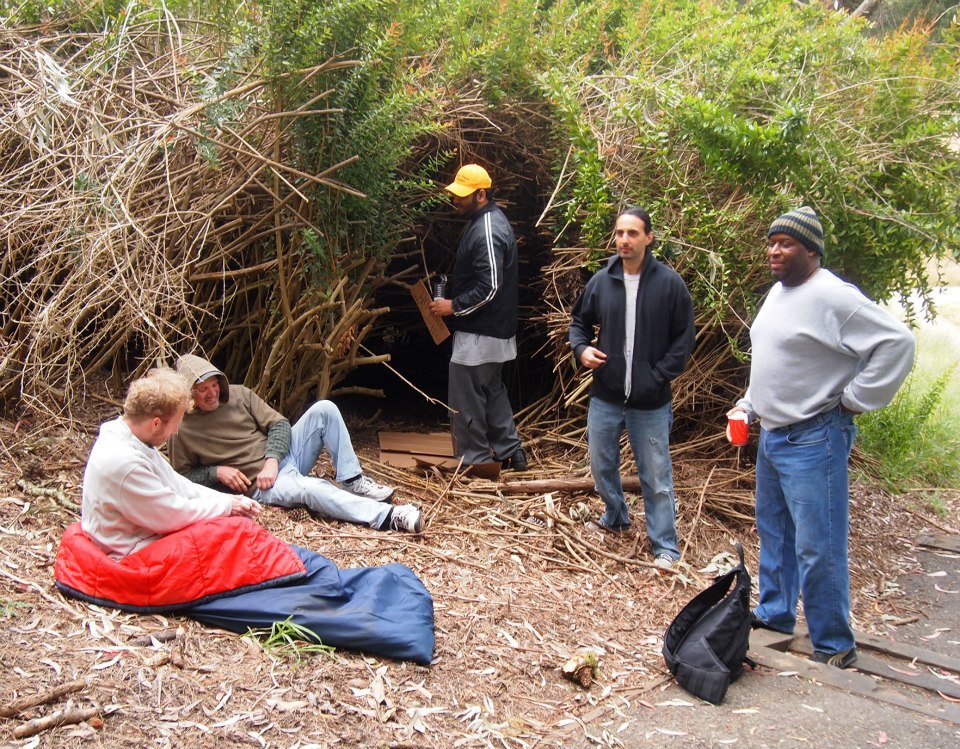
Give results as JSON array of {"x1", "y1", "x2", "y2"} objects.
[{"x1": 497, "y1": 477, "x2": 640, "y2": 494}]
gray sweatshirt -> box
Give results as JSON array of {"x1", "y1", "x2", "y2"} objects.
[{"x1": 738, "y1": 269, "x2": 915, "y2": 430}]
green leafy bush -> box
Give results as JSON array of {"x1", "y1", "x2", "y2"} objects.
[
  {"x1": 533, "y1": 0, "x2": 959, "y2": 320},
  {"x1": 260, "y1": 0, "x2": 444, "y2": 264},
  {"x1": 856, "y1": 368, "x2": 960, "y2": 491}
]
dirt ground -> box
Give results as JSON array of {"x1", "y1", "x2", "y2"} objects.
[{"x1": 0, "y1": 397, "x2": 957, "y2": 749}]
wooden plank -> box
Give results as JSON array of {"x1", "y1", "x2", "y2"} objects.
[
  {"x1": 381, "y1": 454, "x2": 499, "y2": 478},
  {"x1": 916, "y1": 533, "x2": 960, "y2": 554},
  {"x1": 854, "y1": 629, "x2": 960, "y2": 673},
  {"x1": 382, "y1": 452, "x2": 428, "y2": 468},
  {"x1": 785, "y1": 636, "x2": 960, "y2": 700},
  {"x1": 410, "y1": 280, "x2": 450, "y2": 344},
  {"x1": 462, "y1": 462, "x2": 501, "y2": 479},
  {"x1": 378, "y1": 431, "x2": 498, "y2": 477},
  {"x1": 412, "y1": 455, "x2": 463, "y2": 470},
  {"x1": 749, "y1": 626, "x2": 799, "y2": 652},
  {"x1": 748, "y1": 639, "x2": 875, "y2": 692},
  {"x1": 792, "y1": 624, "x2": 960, "y2": 674},
  {"x1": 857, "y1": 652, "x2": 960, "y2": 700},
  {"x1": 747, "y1": 641, "x2": 960, "y2": 724},
  {"x1": 380, "y1": 452, "x2": 462, "y2": 469},
  {"x1": 379, "y1": 431, "x2": 454, "y2": 456}
]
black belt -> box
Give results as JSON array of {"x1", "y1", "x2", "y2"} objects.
[{"x1": 771, "y1": 404, "x2": 846, "y2": 433}]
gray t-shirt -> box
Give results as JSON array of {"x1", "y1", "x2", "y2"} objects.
[{"x1": 451, "y1": 331, "x2": 517, "y2": 366}]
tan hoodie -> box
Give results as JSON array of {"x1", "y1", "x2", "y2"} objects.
[{"x1": 169, "y1": 355, "x2": 286, "y2": 485}]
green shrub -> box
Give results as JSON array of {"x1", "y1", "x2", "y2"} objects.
[
  {"x1": 856, "y1": 368, "x2": 960, "y2": 491},
  {"x1": 534, "y1": 0, "x2": 960, "y2": 319}
]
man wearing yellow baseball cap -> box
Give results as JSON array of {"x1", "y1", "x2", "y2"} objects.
[
  {"x1": 429, "y1": 164, "x2": 527, "y2": 471},
  {"x1": 443, "y1": 163, "x2": 492, "y2": 198}
]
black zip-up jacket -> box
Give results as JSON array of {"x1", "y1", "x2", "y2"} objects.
[
  {"x1": 448, "y1": 201, "x2": 518, "y2": 339},
  {"x1": 569, "y1": 252, "x2": 695, "y2": 409}
]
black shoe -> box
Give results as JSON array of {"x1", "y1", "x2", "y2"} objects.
[
  {"x1": 750, "y1": 613, "x2": 793, "y2": 634},
  {"x1": 811, "y1": 648, "x2": 858, "y2": 669},
  {"x1": 501, "y1": 447, "x2": 528, "y2": 471}
]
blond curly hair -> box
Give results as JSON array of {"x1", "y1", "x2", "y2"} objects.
[{"x1": 123, "y1": 368, "x2": 192, "y2": 420}]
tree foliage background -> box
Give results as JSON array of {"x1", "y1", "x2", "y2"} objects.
[{"x1": 0, "y1": 0, "x2": 957, "y2": 417}]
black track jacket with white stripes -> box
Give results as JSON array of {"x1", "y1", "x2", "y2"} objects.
[{"x1": 448, "y1": 201, "x2": 518, "y2": 339}]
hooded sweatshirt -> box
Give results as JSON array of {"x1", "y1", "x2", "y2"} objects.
[
  {"x1": 569, "y1": 252, "x2": 695, "y2": 409},
  {"x1": 169, "y1": 355, "x2": 289, "y2": 488}
]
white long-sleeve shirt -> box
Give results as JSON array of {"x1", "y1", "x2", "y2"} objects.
[
  {"x1": 81, "y1": 417, "x2": 234, "y2": 559},
  {"x1": 738, "y1": 269, "x2": 915, "y2": 430}
]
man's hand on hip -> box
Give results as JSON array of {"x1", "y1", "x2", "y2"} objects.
[
  {"x1": 216, "y1": 465, "x2": 251, "y2": 493},
  {"x1": 256, "y1": 458, "x2": 280, "y2": 491}
]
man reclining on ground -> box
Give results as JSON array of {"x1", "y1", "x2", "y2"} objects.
[
  {"x1": 54, "y1": 369, "x2": 434, "y2": 664},
  {"x1": 169, "y1": 354, "x2": 422, "y2": 534}
]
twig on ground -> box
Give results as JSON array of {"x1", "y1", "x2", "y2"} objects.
[{"x1": 0, "y1": 679, "x2": 89, "y2": 718}]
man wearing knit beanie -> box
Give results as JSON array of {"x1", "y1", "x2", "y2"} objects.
[
  {"x1": 766, "y1": 206, "x2": 824, "y2": 256},
  {"x1": 727, "y1": 205, "x2": 915, "y2": 670}
]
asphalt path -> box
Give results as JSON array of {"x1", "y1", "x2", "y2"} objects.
[{"x1": 570, "y1": 546, "x2": 960, "y2": 749}]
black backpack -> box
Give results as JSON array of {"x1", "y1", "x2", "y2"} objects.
[{"x1": 662, "y1": 543, "x2": 753, "y2": 704}]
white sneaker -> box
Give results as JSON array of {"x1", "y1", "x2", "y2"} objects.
[
  {"x1": 653, "y1": 554, "x2": 675, "y2": 570},
  {"x1": 341, "y1": 474, "x2": 395, "y2": 502},
  {"x1": 389, "y1": 504, "x2": 423, "y2": 533}
]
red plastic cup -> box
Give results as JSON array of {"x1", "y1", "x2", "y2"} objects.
[{"x1": 727, "y1": 413, "x2": 749, "y2": 446}]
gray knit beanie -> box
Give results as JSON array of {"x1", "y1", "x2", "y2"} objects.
[{"x1": 767, "y1": 206, "x2": 824, "y2": 256}]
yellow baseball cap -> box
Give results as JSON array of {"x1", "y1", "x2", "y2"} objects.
[{"x1": 444, "y1": 164, "x2": 492, "y2": 197}]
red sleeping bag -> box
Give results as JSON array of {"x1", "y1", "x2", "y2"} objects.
[{"x1": 54, "y1": 517, "x2": 306, "y2": 613}]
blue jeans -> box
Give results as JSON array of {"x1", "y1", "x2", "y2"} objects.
[
  {"x1": 256, "y1": 401, "x2": 391, "y2": 528},
  {"x1": 753, "y1": 407, "x2": 857, "y2": 655},
  {"x1": 587, "y1": 398, "x2": 680, "y2": 559}
]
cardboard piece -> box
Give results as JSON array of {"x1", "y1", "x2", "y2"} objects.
[
  {"x1": 411, "y1": 280, "x2": 450, "y2": 344},
  {"x1": 378, "y1": 431, "x2": 500, "y2": 478},
  {"x1": 379, "y1": 431, "x2": 458, "y2": 469}
]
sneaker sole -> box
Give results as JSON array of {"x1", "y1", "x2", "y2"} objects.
[{"x1": 585, "y1": 520, "x2": 630, "y2": 533}]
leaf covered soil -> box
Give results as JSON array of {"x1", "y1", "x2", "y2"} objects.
[{"x1": 0, "y1": 401, "x2": 955, "y2": 748}]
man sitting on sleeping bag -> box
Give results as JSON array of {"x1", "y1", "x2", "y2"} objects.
[
  {"x1": 64, "y1": 368, "x2": 436, "y2": 665},
  {"x1": 81, "y1": 367, "x2": 262, "y2": 559}
]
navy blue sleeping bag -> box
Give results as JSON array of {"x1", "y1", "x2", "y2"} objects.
[{"x1": 186, "y1": 546, "x2": 435, "y2": 665}]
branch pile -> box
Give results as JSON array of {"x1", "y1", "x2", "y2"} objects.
[{"x1": 0, "y1": 21, "x2": 387, "y2": 415}]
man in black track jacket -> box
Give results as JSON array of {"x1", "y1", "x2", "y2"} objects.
[
  {"x1": 429, "y1": 164, "x2": 526, "y2": 470},
  {"x1": 569, "y1": 207, "x2": 695, "y2": 568}
]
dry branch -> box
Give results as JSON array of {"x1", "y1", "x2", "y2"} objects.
[
  {"x1": 0, "y1": 679, "x2": 88, "y2": 719},
  {"x1": 498, "y1": 477, "x2": 637, "y2": 494},
  {"x1": 11, "y1": 706, "x2": 104, "y2": 739},
  {"x1": 0, "y1": 20, "x2": 391, "y2": 416}
]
